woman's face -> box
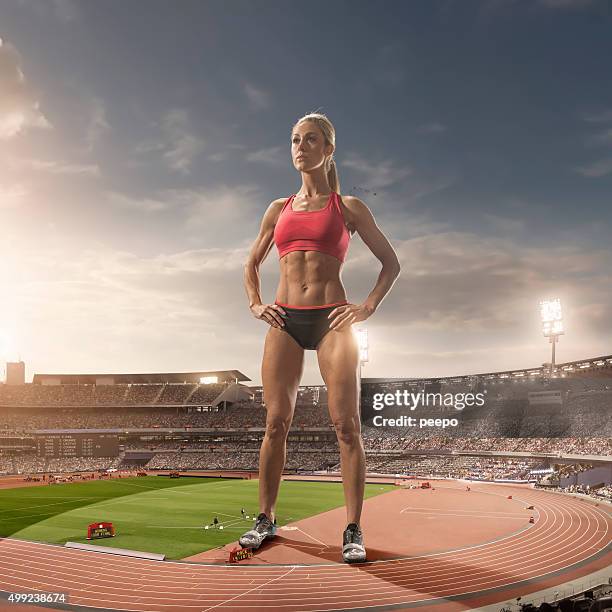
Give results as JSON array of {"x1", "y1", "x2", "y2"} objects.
[{"x1": 291, "y1": 121, "x2": 333, "y2": 172}]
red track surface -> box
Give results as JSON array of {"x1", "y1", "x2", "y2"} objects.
[{"x1": 0, "y1": 481, "x2": 610, "y2": 612}]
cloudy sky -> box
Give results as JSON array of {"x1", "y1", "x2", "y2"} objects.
[{"x1": 1, "y1": 0, "x2": 612, "y2": 385}]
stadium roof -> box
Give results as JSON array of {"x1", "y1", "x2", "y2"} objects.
[
  {"x1": 363, "y1": 353, "x2": 612, "y2": 384},
  {"x1": 32, "y1": 370, "x2": 250, "y2": 385}
]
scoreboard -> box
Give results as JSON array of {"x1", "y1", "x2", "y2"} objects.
[{"x1": 35, "y1": 434, "x2": 119, "y2": 458}]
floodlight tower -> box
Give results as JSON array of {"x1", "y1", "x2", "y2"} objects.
[
  {"x1": 356, "y1": 328, "x2": 369, "y2": 416},
  {"x1": 539, "y1": 299, "x2": 564, "y2": 377},
  {"x1": 356, "y1": 328, "x2": 369, "y2": 380}
]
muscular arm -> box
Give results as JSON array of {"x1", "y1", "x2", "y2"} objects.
[
  {"x1": 344, "y1": 196, "x2": 401, "y2": 315},
  {"x1": 244, "y1": 199, "x2": 286, "y2": 326}
]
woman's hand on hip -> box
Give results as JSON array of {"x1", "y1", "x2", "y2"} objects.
[
  {"x1": 328, "y1": 303, "x2": 374, "y2": 331},
  {"x1": 250, "y1": 303, "x2": 286, "y2": 329}
]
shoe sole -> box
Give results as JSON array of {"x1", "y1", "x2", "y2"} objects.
[
  {"x1": 343, "y1": 553, "x2": 366, "y2": 564},
  {"x1": 342, "y1": 542, "x2": 366, "y2": 564},
  {"x1": 239, "y1": 532, "x2": 276, "y2": 550}
]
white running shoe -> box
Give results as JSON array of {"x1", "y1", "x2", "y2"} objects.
[
  {"x1": 239, "y1": 512, "x2": 277, "y2": 549},
  {"x1": 342, "y1": 523, "x2": 366, "y2": 563}
]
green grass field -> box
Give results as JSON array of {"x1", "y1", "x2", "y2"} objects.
[{"x1": 0, "y1": 476, "x2": 394, "y2": 559}]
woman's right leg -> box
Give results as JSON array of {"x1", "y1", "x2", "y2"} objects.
[{"x1": 258, "y1": 326, "x2": 304, "y2": 520}]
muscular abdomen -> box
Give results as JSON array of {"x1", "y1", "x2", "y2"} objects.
[{"x1": 275, "y1": 251, "x2": 347, "y2": 306}]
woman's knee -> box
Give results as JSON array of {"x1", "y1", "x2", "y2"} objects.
[
  {"x1": 333, "y1": 418, "x2": 361, "y2": 447},
  {"x1": 265, "y1": 413, "x2": 292, "y2": 442}
]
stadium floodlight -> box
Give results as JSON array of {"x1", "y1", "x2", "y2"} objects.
[
  {"x1": 539, "y1": 299, "x2": 564, "y2": 337},
  {"x1": 355, "y1": 328, "x2": 368, "y2": 403},
  {"x1": 356, "y1": 328, "x2": 369, "y2": 364},
  {"x1": 539, "y1": 298, "x2": 563, "y2": 377}
]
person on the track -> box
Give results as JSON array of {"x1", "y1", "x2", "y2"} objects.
[{"x1": 240, "y1": 112, "x2": 400, "y2": 563}]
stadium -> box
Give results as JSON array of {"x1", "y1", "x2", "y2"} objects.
[
  {"x1": 0, "y1": 351, "x2": 610, "y2": 612},
  {"x1": 2, "y1": 2, "x2": 612, "y2": 610}
]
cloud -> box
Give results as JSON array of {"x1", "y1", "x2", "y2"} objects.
[
  {"x1": 537, "y1": 0, "x2": 595, "y2": 7},
  {"x1": 245, "y1": 145, "x2": 286, "y2": 167},
  {"x1": 17, "y1": 0, "x2": 78, "y2": 22},
  {"x1": 574, "y1": 158, "x2": 612, "y2": 177},
  {"x1": 585, "y1": 128, "x2": 612, "y2": 147},
  {"x1": 50, "y1": 0, "x2": 78, "y2": 22},
  {"x1": 10, "y1": 157, "x2": 100, "y2": 177},
  {"x1": 207, "y1": 151, "x2": 228, "y2": 162},
  {"x1": 162, "y1": 109, "x2": 205, "y2": 174},
  {"x1": 85, "y1": 97, "x2": 110, "y2": 151},
  {"x1": 4, "y1": 238, "x2": 270, "y2": 376},
  {"x1": 371, "y1": 43, "x2": 406, "y2": 87},
  {"x1": 417, "y1": 122, "x2": 447, "y2": 134},
  {"x1": 0, "y1": 39, "x2": 52, "y2": 139},
  {"x1": 106, "y1": 183, "x2": 265, "y2": 249},
  {"x1": 135, "y1": 109, "x2": 205, "y2": 175},
  {"x1": 404, "y1": 175, "x2": 457, "y2": 204},
  {"x1": 473, "y1": 0, "x2": 602, "y2": 21},
  {"x1": 107, "y1": 191, "x2": 170, "y2": 213},
  {"x1": 0, "y1": 183, "x2": 28, "y2": 210},
  {"x1": 341, "y1": 152, "x2": 413, "y2": 190},
  {"x1": 244, "y1": 83, "x2": 270, "y2": 111},
  {"x1": 345, "y1": 231, "x2": 612, "y2": 352},
  {"x1": 379, "y1": 210, "x2": 450, "y2": 239},
  {"x1": 582, "y1": 108, "x2": 612, "y2": 123},
  {"x1": 578, "y1": 109, "x2": 612, "y2": 171},
  {"x1": 5, "y1": 216, "x2": 612, "y2": 382},
  {"x1": 483, "y1": 213, "x2": 526, "y2": 234},
  {"x1": 133, "y1": 140, "x2": 165, "y2": 159},
  {"x1": 179, "y1": 183, "x2": 263, "y2": 231}
]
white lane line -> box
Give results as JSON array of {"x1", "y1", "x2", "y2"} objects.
[
  {"x1": 295, "y1": 527, "x2": 328, "y2": 547},
  {"x1": 200, "y1": 566, "x2": 297, "y2": 611},
  {"x1": 400, "y1": 505, "x2": 531, "y2": 515},
  {"x1": 400, "y1": 509, "x2": 530, "y2": 519}
]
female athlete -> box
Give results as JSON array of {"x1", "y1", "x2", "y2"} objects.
[{"x1": 240, "y1": 112, "x2": 401, "y2": 563}]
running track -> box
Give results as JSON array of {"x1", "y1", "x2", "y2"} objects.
[{"x1": 0, "y1": 482, "x2": 610, "y2": 612}]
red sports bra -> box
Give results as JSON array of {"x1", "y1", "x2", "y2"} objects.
[{"x1": 273, "y1": 192, "x2": 350, "y2": 262}]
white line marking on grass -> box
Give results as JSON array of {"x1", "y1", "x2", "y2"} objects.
[
  {"x1": 145, "y1": 515, "x2": 247, "y2": 531},
  {"x1": 70, "y1": 495, "x2": 170, "y2": 511},
  {"x1": 145, "y1": 526, "x2": 213, "y2": 529},
  {"x1": 107, "y1": 481, "x2": 192, "y2": 494},
  {"x1": 0, "y1": 497, "x2": 92, "y2": 514},
  {"x1": 210, "y1": 512, "x2": 243, "y2": 520},
  {"x1": 0, "y1": 510, "x2": 78, "y2": 521},
  {"x1": 3, "y1": 496, "x2": 110, "y2": 499},
  {"x1": 145, "y1": 523, "x2": 246, "y2": 531}
]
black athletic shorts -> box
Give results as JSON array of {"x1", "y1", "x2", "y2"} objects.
[{"x1": 274, "y1": 301, "x2": 348, "y2": 350}]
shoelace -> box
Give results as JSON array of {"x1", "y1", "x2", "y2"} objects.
[
  {"x1": 344, "y1": 523, "x2": 361, "y2": 545},
  {"x1": 254, "y1": 513, "x2": 273, "y2": 534}
]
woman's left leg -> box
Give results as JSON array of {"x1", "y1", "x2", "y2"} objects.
[{"x1": 316, "y1": 327, "x2": 364, "y2": 524}]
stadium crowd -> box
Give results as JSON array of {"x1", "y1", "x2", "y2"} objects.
[
  {"x1": 546, "y1": 483, "x2": 612, "y2": 503},
  {"x1": 360, "y1": 429, "x2": 610, "y2": 455},
  {"x1": 0, "y1": 383, "x2": 228, "y2": 407},
  {"x1": 362, "y1": 454, "x2": 545, "y2": 480},
  {"x1": 0, "y1": 404, "x2": 328, "y2": 431},
  {"x1": 2, "y1": 449, "x2": 597, "y2": 485},
  {"x1": 0, "y1": 379, "x2": 609, "y2": 480}
]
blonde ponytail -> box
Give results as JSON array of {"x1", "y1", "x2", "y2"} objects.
[{"x1": 327, "y1": 157, "x2": 340, "y2": 193}]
